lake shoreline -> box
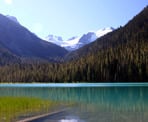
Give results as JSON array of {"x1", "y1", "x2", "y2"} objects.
[
  {"x1": 1, "y1": 83, "x2": 147, "y2": 122},
  {"x1": 0, "y1": 83, "x2": 148, "y2": 88}
]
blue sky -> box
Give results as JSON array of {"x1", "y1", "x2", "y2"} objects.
[{"x1": 0, "y1": 0, "x2": 147, "y2": 40}]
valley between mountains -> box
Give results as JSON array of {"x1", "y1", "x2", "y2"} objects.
[{"x1": 0, "y1": 6, "x2": 147, "y2": 82}]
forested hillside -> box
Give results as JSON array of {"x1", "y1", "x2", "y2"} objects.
[
  {"x1": 65, "y1": 6, "x2": 148, "y2": 60},
  {"x1": 0, "y1": 7, "x2": 147, "y2": 82}
]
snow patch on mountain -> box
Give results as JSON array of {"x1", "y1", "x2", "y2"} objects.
[
  {"x1": 62, "y1": 37, "x2": 80, "y2": 46},
  {"x1": 46, "y1": 27, "x2": 114, "y2": 51},
  {"x1": 46, "y1": 35, "x2": 63, "y2": 45},
  {"x1": 62, "y1": 37, "x2": 81, "y2": 51},
  {"x1": 96, "y1": 27, "x2": 114, "y2": 37}
]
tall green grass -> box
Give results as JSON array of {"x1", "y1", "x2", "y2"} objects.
[{"x1": 0, "y1": 97, "x2": 59, "y2": 122}]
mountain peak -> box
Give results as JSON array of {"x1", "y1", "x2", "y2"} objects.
[
  {"x1": 46, "y1": 34, "x2": 63, "y2": 42},
  {"x1": 0, "y1": 14, "x2": 67, "y2": 62},
  {"x1": 46, "y1": 34, "x2": 64, "y2": 46},
  {"x1": 46, "y1": 27, "x2": 114, "y2": 51},
  {"x1": 68, "y1": 36, "x2": 78, "y2": 41},
  {"x1": 6, "y1": 15, "x2": 20, "y2": 24}
]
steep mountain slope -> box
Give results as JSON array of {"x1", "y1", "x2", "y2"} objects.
[
  {"x1": 0, "y1": 14, "x2": 67, "y2": 62},
  {"x1": 0, "y1": 7, "x2": 147, "y2": 83},
  {"x1": 0, "y1": 43, "x2": 21, "y2": 65},
  {"x1": 46, "y1": 27, "x2": 114, "y2": 51},
  {"x1": 60, "y1": 6, "x2": 148, "y2": 82},
  {"x1": 65, "y1": 7, "x2": 148, "y2": 61}
]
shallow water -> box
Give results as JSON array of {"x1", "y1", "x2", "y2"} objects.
[{"x1": 0, "y1": 83, "x2": 148, "y2": 122}]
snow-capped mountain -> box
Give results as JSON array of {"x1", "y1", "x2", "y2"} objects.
[
  {"x1": 46, "y1": 35, "x2": 63, "y2": 46},
  {"x1": 46, "y1": 27, "x2": 114, "y2": 51},
  {"x1": 61, "y1": 36, "x2": 81, "y2": 51}
]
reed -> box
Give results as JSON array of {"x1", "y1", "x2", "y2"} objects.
[{"x1": 0, "y1": 97, "x2": 58, "y2": 122}]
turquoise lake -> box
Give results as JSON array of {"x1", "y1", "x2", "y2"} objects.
[{"x1": 0, "y1": 83, "x2": 148, "y2": 122}]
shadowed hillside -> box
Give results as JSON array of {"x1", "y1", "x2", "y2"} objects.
[
  {"x1": 0, "y1": 7, "x2": 148, "y2": 82},
  {"x1": 0, "y1": 14, "x2": 68, "y2": 63}
]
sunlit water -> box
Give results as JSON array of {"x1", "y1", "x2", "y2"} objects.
[{"x1": 0, "y1": 83, "x2": 148, "y2": 122}]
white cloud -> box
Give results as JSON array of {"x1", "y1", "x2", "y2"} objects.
[{"x1": 4, "y1": 0, "x2": 13, "y2": 4}]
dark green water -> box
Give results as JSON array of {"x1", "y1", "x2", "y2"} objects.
[{"x1": 0, "y1": 83, "x2": 148, "y2": 122}]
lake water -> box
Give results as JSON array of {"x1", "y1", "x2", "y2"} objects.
[{"x1": 0, "y1": 83, "x2": 148, "y2": 122}]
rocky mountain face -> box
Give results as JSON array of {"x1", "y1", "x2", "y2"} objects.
[
  {"x1": 46, "y1": 27, "x2": 114, "y2": 51},
  {"x1": 0, "y1": 14, "x2": 68, "y2": 63},
  {"x1": 0, "y1": 6, "x2": 147, "y2": 82}
]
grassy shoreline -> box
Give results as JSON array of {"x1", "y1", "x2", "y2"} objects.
[{"x1": 0, "y1": 97, "x2": 60, "y2": 122}]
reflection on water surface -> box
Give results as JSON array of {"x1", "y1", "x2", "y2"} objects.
[{"x1": 0, "y1": 83, "x2": 148, "y2": 122}]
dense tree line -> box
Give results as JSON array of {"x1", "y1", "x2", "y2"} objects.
[
  {"x1": 0, "y1": 7, "x2": 147, "y2": 83},
  {"x1": 0, "y1": 38, "x2": 147, "y2": 83}
]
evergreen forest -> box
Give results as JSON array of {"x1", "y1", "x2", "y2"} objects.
[{"x1": 0, "y1": 7, "x2": 148, "y2": 83}]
